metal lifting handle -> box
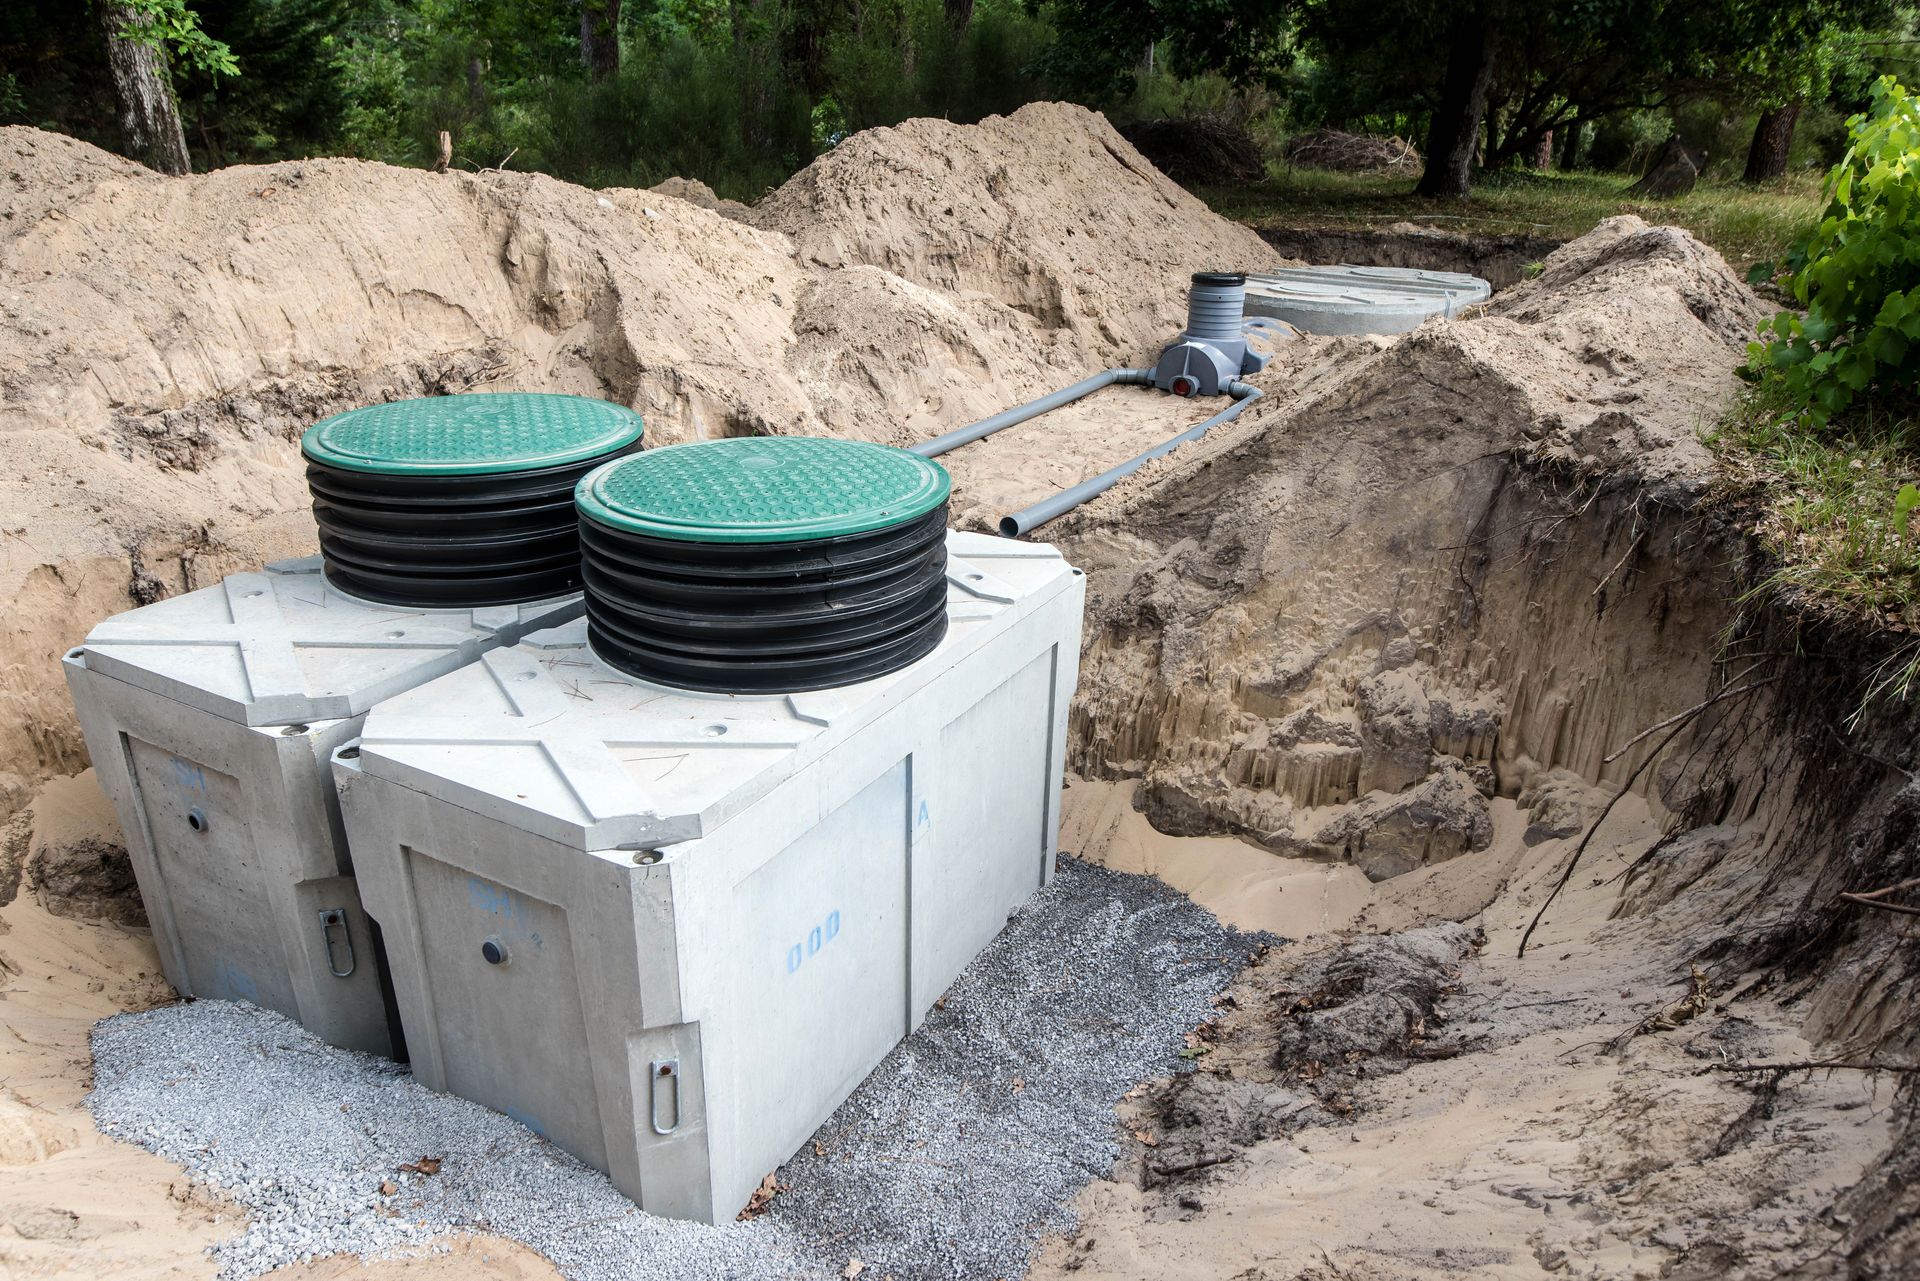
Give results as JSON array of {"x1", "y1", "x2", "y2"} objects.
[
  {"x1": 649, "y1": 1059, "x2": 682, "y2": 1135},
  {"x1": 318, "y1": 908, "x2": 356, "y2": 978}
]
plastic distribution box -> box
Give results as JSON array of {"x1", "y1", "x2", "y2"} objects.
[
  {"x1": 63, "y1": 557, "x2": 581, "y2": 1056},
  {"x1": 331, "y1": 531, "x2": 1084, "y2": 1221}
]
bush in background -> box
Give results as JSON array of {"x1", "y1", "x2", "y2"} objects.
[{"x1": 1748, "y1": 75, "x2": 1920, "y2": 424}]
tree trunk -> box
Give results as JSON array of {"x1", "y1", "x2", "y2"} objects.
[
  {"x1": 1560, "y1": 117, "x2": 1584, "y2": 170},
  {"x1": 1417, "y1": 12, "x2": 1495, "y2": 198},
  {"x1": 581, "y1": 1, "x2": 621, "y2": 81},
  {"x1": 945, "y1": 0, "x2": 975, "y2": 34},
  {"x1": 1529, "y1": 130, "x2": 1553, "y2": 171},
  {"x1": 731, "y1": 0, "x2": 775, "y2": 153},
  {"x1": 1627, "y1": 135, "x2": 1702, "y2": 198},
  {"x1": 1743, "y1": 103, "x2": 1801, "y2": 184},
  {"x1": 97, "y1": 1, "x2": 191, "y2": 175}
]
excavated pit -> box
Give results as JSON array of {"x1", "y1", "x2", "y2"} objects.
[
  {"x1": 1255, "y1": 225, "x2": 1565, "y2": 290},
  {"x1": 1, "y1": 106, "x2": 1916, "y2": 1281},
  {"x1": 1024, "y1": 219, "x2": 1920, "y2": 1280}
]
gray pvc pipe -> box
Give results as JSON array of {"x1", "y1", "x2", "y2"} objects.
[
  {"x1": 908, "y1": 368, "x2": 1154, "y2": 458},
  {"x1": 998, "y1": 382, "x2": 1264, "y2": 537}
]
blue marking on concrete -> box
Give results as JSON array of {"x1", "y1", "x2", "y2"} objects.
[
  {"x1": 504, "y1": 1104, "x2": 546, "y2": 1136},
  {"x1": 218, "y1": 959, "x2": 261, "y2": 1004},
  {"x1": 786, "y1": 910, "x2": 843, "y2": 975}
]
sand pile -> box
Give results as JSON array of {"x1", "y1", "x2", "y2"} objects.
[
  {"x1": 1054, "y1": 216, "x2": 1771, "y2": 878},
  {"x1": 9, "y1": 104, "x2": 1918, "y2": 1281},
  {"x1": 754, "y1": 103, "x2": 1278, "y2": 367},
  {"x1": 0, "y1": 106, "x2": 1281, "y2": 817}
]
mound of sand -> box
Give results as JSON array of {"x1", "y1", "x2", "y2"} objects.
[
  {"x1": 1056, "y1": 216, "x2": 1772, "y2": 875},
  {"x1": 752, "y1": 103, "x2": 1280, "y2": 367},
  {"x1": 0, "y1": 105, "x2": 1283, "y2": 816}
]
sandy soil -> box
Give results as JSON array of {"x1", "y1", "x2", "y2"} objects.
[
  {"x1": 1, "y1": 101, "x2": 1912, "y2": 1281},
  {"x1": 1062, "y1": 778, "x2": 1374, "y2": 938},
  {"x1": 0, "y1": 846, "x2": 560, "y2": 1280},
  {"x1": 5, "y1": 771, "x2": 1892, "y2": 1280},
  {"x1": 1040, "y1": 788, "x2": 1899, "y2": 1281},
  {"x1": 938, "y1": 331, "x2": 1348, "y2": 532}
]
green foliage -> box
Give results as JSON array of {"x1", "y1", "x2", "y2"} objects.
[
  {"x1": 515, "y1": 34, "x2": 810, "y2": 197},
  {"x1": 1747, "y1": 76, "x2": 1920, "y2": 422},
  {"x1": 1896, "y1": 480, "x2": 1920, "y2": 535},
  {"x1": 1710, "y1": 382, "x2": 1920, "y2": 705},
  {"x1": 1034, "y1": 0, "x2": 1289, "y2": 105},
  {"x1": 1588, "y1": 109, "x2": 1674, "y2": 172},
  {"x1": 116, "y1": 0, "x2": 241, "y2": 77},
  {"x1": 171, "y1": 0, "x2": 358, "y2": 164},
  {"x1": 8, "y1": 0, "x2": 1918, "y2": 205}
]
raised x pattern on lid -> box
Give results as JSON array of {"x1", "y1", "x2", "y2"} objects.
[
  {"x1": 577, "y1": 437, "x2": 951, "y2": 543},
  {"x1": 302, "y1": 393, "x2": 645, "y2": 476}
]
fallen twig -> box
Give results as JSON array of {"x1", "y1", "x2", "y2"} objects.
[
  {"x1": 1602, "y1": 668, "x2": 1779, "y2": 764},
  {"x1": 1148, "y1": 1151, "x2": 1237, "y2": 1177},
  {"x1": 1701, "y1": 1058, "x2": 1920, "y2": 1076},
  {"x1": 1520, "y1": 671, "x2": 1776, "y2": 958},
  {"x1": 1837, "y1": 875, "x2": 1920, "y2": 917},
  {"x1": 1606, "y1": 965, "x2": 1710, "y2": 1053},
  {"x1": 1590, "y1": 529, "x2": 1645, "y2": 599}
]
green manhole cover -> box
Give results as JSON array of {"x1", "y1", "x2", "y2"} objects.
[
  {"x1": 577, "y1": 437, "x2": 951, "y2": 543},
  {"x1": 302, "y1": 393, "x2": 645, "y2": 476}
]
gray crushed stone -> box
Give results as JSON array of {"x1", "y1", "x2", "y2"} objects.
[
  {"x1": 88, "y1": 858, "x2": 1262, "y2": 1280},
  {"x1": 766, "y1": 858, "x2": 1265, "y2": 1279},
  {"x1": 88, "y1": 1003, "x2": 802, "y2": 1280}
]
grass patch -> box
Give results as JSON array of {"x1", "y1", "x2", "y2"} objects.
[
  {"x1": 1709, "y1": 384, "x2": 1920, "y2": 703},
  {"x1": 1193, "y1": 168, "x2": 1825, "y2": 269}
]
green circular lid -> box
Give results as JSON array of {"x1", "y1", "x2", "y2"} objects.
[
  {"x1": 302, "y1": 393, "x2": 644, "y2": 476},
  {"x1": 577, "y1": 437, "x2": 952, "y2": 543}
]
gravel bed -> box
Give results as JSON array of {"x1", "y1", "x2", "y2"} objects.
[{"x1": 89, "y1": 858, "x2": 1261, "y2": 1280}]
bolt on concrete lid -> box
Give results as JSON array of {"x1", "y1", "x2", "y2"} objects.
[
  {"x1": 576, "y1": 437, "x2": 952, "y2": 544},
  {"x1": 302, "y1": 393, "x2": 645, "y2": 476}
]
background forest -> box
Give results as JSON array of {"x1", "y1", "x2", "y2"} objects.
[{"x1": 6, "y1": 0, "x2": 1920, "y2": 202}]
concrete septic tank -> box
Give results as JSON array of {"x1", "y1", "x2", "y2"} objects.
[
  {"x1": 331, "y1": 440, "x2": 1084, "y2": 1222},
  {"x1": 1245, "y1": 264, "x2": 1492, "y2": 335},
  {"x1": 63, "y1": 393, "x2": 643, "y2": 1057}
]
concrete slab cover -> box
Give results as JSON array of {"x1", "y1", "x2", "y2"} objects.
[
  {"x1": 350, "y1": 532, "x2": 1072, "y2": 850},
  {"x1": 78, "y1": 557, "x2": 583, "y2": 726}
]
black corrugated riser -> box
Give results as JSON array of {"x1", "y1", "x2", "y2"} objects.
[
  {"x1": 306, "y1": 443, "x2": 642, "y2": 607},
  {"x1": 580, "y1": 505, "x2": 951, "y2": 692}
]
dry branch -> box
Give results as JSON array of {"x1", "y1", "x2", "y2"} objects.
[
  {"x1": 1702, "y1": 1058, "x2": 1920, "y2": 1075},
  {"x1": 1519, "y1": 670, "x2": 1778, "y2": 958},
  {"x1": 1284, "y1": 128, "x2": 1421, "y2": 174},
  {"x1": 1837, "y1": 875, "x2": 1920, "y2": 917},
  {"x1": 1602, "y1": 672, "x2": 1781, "y2": 764}
]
